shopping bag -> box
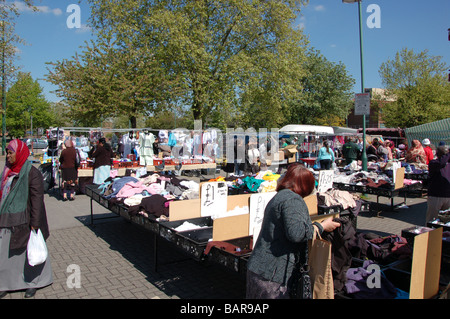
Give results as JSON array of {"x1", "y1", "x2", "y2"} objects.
[
  {"x1": 309, "y1": 226, "x2": 334, "y2": 299},
  {"x1": 27, "y1": 229, "x2": 48, "y2": 266}
]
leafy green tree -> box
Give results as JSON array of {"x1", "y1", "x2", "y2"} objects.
[
  {"x1": 379, "y1": 48, "x2": 450, "y2": 128},
  {"x1": 6, "y1": 72, "x2": 54, "y2": 137},
  {"x1": 289, "y1": 49, "x2": 355, "y2": 126},
  {"x1": 48, "y1": 0, "x2": 310, "y2": 129}
]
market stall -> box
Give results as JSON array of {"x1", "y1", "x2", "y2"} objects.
[{"x1": 84, "y1": 161, "x2": 448, "y2": 299}]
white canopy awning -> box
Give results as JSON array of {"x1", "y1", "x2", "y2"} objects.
[{"x1": 279, "y1": 124, "x2": 334, "y2": 136}]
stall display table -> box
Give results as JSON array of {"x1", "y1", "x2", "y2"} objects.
[
  {"x1": 84, "y1": 183, "x2": 350, "y2": 276},
  {"x1": 299, "y1": 157, "x2": 317, "y2": 167},
  {"x1": 84, "y1": 184, "x2": 253, "y2": 274}
]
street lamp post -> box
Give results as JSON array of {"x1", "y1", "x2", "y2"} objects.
[
  {"x1": 1, "y1": 19, "x2": 5, "y2": 156},
  {"x1": 343, "y1": 0, "x2": 368, "y2": 171}
]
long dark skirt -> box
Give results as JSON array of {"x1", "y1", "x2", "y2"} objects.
[
  {"x1": 61, "y1": 167, "x2": 78, "y2": 192},
  {"x1": 246, "y1": 270, "x2": 289, "y2": 299}
]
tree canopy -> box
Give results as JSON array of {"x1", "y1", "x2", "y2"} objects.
[
  {"x1": 46, "y1": 0, "x2": 355, "y2": 130},
  {"x1": 6, "y1": 72, "x2": 54, "y2": 137},
  {"x1": 379, "y1": 48, "x2": 450, "y2": 128}
]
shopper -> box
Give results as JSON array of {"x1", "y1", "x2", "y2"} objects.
[
  {"x1": 59, "y1": 139, "x2": 79, "y2": 201},
  {"x1": 405, "y1": 140, "x2": 427, "y2": 165},
  {"x1": 317, "y1": 140, "x2": 335, "y2": 170},
  {"x1": 88, "y1": 137, "x2": 112, "y2": 184},
  {"x1": 233, "y1": 136, "x2": 244, "y2": 176},
  {"x1": 0, "y1": 139, "x2": 53, "y2": 299},
  {"x1": 246, "y1": 163, "x2": 340, "y2": 299},
  {"x1": 342, "y1": 137, "x2": 360, "y2": 165},
  {"x1": 425, "y1": 145, "x2": 450, "y2": 223},
  {"x1": 422, "y1": 138, "x2": 434, "y2": 165}
]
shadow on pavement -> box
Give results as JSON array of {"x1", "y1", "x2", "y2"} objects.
[{"x1": 81, "y1": 217, "x2": 246, "y2": 299}]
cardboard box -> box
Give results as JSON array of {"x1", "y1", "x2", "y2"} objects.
[
  {"x1": 283, "y1": 145, "x2": 297, "y2": 163},
  {"x1": 268, "y1": 151, "x2": 284, "y2": 161}
]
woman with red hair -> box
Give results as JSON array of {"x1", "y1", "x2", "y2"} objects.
[
  {"x1": 246, "y1": 163, "x2": 340, "y2": 299},
  {"x1": 0, "y1": 139, "x2": 53, "y2": 298}
]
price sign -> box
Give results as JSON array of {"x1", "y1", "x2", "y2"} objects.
[
  {"x1": 317, "y1": 170, "x2": 334, "y2": 193},
  {"x1": 249, "y1": 192, "x2": 276, "y2": 248},
  {"x1": 355, "y1": 93, "x2": 370, "y2": 115},
  {"x1": 200, "y1": 182, "x2": 228, "y2": 218}
]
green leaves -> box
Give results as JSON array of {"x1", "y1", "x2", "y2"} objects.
[
  {"x1": 379, "y1": 48, "x2": 450, "y2": 128},
  {"x1": 46, "y1": 0, "x2": 356, "y2": 130},
  {"x1": 6, "y1": 72, "x2": 54, "y2": 137}
]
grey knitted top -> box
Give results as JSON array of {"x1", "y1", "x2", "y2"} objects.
[{"x1": 247, "y1": 189, "x2": 321, "y2": 285}]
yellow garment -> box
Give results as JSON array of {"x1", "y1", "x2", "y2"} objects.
[
  {"x1": 262, "y1": 173, "x2": 280, "y2": 181},
  {"x1": 259, "y1": 180, "x2": 277, "y2": 193}
]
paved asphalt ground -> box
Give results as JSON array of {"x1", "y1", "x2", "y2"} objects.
[{"x1": 1, "y1": 155, "x2": 430, "y2": 300}]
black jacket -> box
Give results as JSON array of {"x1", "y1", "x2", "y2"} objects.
[
  {"x1": 428, "y1": 153, "x2": 450, "y2": 198},
  {"x1": 89, "y1": 145, "x2": 112, "y2": 169}
]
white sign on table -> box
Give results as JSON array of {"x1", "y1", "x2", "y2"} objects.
[
  {"x1": 249, "y1": 192, "x2": 276, "y2": 249},
  {"x1": 391, "y1": 162, "x2": 401, "y2": 184},
  {"x1": 200, "y1": 182, "x2": 228, "y2": 218},
  {"x1": 355, "y1": 93, "x2": 371, "y2": 116},
  {"x1": 317, "y1": 170, "x2": 334, "y2": 193}
]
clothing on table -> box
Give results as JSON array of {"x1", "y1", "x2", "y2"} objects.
[
  {"x1": 345, "y1": 260, "x2": 400, "y2": 299},
  {"x1": 127, "y1": 194, "x2": 170, "y2": 218}
]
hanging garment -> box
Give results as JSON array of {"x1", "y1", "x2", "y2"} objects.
[
  {"x1": 139, "y1": 132, "x2": 155, "y2": 166},
  {"x1": 320, "y1": 217, "x2": 356, "y2": 292},
  {"x1": 122, "y1": 134, "x2": 132, "y2": 158}
]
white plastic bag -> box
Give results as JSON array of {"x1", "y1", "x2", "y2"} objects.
[{"x1": 27, "y1": 229, "x2": 48, "y2": 266}]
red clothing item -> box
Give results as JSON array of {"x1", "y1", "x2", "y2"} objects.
[{"x1": 424, "y1": 146, "x2": 434, "y2": 164}]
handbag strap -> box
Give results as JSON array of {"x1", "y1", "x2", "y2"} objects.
[{"x1": 312, "y1": 224, "x2": 323, "y2": 241}]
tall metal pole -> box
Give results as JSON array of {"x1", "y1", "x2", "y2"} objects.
[
  {"x1": 1, "y1": 18, "x2": 6, "y2": 156},
  {"x1": 357, "y1": 0, "x2": 368, "y2": 171}
]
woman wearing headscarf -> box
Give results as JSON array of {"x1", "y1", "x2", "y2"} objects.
[
  {"x1": 0, "y1": 139, "x2": 53, "y2": 298},
  {"x1": 384, "y1": 140, "x2": 393, "y2": 160},
  {"x1": 405, "y1": 140, "x2": 427, "y2": 165},
  {"x1": 88, "y1": 137, "x2": 112, "y2": 184},
  {"x1": 59, "y1": 139, "x2": 78, "y2": 201}
]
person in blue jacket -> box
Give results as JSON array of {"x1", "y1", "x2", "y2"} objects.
[{"x1": 317, "y1": 140, "x2": 335, "y2": 170}]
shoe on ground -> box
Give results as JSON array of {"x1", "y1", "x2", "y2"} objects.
[
  {"x1": 24, "y1": 288, "x2": 37, "y2": 298},
  {"x1": 0, "y1": 291, "x2": 7, "y2": 299}
]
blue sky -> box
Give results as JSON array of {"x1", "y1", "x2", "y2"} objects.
[{"x1": 11, "y1": 0, "x2": 450, "y2": 103}]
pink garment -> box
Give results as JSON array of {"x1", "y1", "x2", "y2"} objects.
[{"x1": 116, "y1": 181, "x2": 163, "y2": 198}]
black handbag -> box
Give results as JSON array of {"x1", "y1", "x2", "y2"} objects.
[{"x1": 288, "y1": 244, "x2": 312, "y2": 299}]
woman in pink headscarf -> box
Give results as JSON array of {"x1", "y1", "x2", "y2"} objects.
[{"x1": 0, "y1": 139, "x2": 53, "y2": 298}]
